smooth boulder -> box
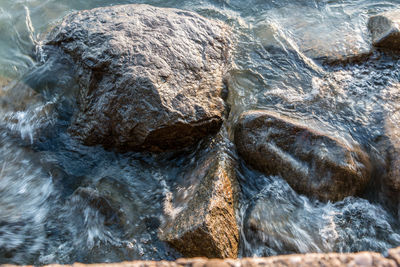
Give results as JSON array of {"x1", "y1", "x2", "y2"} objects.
[
  {"x1": 159, "y1": 149, "x2": 239, "y2": 258},
  {"x1": 45, "y1": 4, "x2": 232, "y2": 152},
  {"x1": 234, "y1": 110, "x2": 371, "y2": 202},
  {"x1": 368, "y1": 10, "x2": 400, "y2": 50}
]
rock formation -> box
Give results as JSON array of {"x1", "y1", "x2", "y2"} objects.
[
  {"x1": 255, "y1": 7, "x2": 371, "y2": 65},
  {"x1": 369, "y1": 10, "x2": 400, "y2": 50},
  {"x1": 375, "y1": 110, "x2": 400, "y2": 208},
  {"x1": 234, "y1": 110, "x2": 371, "y2": 202},
  {"x1": 12, "y1": 248, "x2": 400, "y2": 266},
  {"x1": 159, "y1": 148, "x2": 239, "y2": 258},
  {"x1": 45, "y1": 4, "x2": 232, "y2": 152}
]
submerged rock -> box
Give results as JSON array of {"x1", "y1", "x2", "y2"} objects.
[
  {"x1": 0, "y1": 76, "x2": 11, "y2": 89},
  {"x1": 368, "y1": 10, "x2": 400, "y2": 50},
  {"x1": 234, "y1": 110, "x2": 371, "y2": 202},
  {"x1": 244, "y1": 179, "x2": 400, "y2": 257},
  {"x1": 159, "y1": 149, "x2": 239, "y2": 258},
  {"x1": 254, "y1": 7, "x2": 371, "y2": 65},
  {"x1": 45, "y1": 4, "x2": 232, "y2": 152},
  {"x1": 243, "y1": 182, "x2": 328, "y2": 256},
  {"x1": 72, "y1": 176, "x2": 159, "y2": 235},
  {"x1": 0, "y1": 80, "x2": 42, "y2": 111},
  {"x1": 72, "y1": 186, "x2": 122, "y2": 227},
  {"x1": 0, "y1": 79, "x2": 56, "y2": 143}
]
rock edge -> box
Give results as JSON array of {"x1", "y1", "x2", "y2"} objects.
[{"x1": 6, "y1": 247, "x2": 400, "y2": 266}]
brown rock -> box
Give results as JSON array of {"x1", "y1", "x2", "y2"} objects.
[
  {"x1": 238, "y1": 252, "x2": 396, "y2": 267},
  {"x1": 388, "y1": 246, "x2": 400, "y2": 265},
  {"x1": 8, "y1": 249, "x2": 398, "y2": 266},
  {"x1": 159, "y1": 149, "x2": 239, "y2": 258},
  {"x1": 44, "y1": 4, "x2": 232, "y2": 152},
  {"x1": 377, "y1": 110, "x2": 400, "y2": 206},
  {"x1": 234, "y1": 110, "x2": 371, "y2": 202},
  {"x1": 368, "y1": 10, "x2": 400, "y2": 50}
]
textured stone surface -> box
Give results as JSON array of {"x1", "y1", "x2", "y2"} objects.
[
  {"x1": 388, "y1": 246, "x2": 400, "y2": 265},
  {"x1": 376, "y1": 111, "x2": 400, "y2": 207},
  {"x1": 4, "y1": 249, "x2": 398, "y2": 266},
  {"x1": 45, "y1": 4, "x2": 232, "y2": 152},
  {"x1": 368, "y1": 10, "x2": 400, "y2": 50},
  {"x1": 159, "y1": 149, "x2": 239, "y2": 258},
  {"x1": 234, "y1": 110, "x2": 371, "y2": 202}
]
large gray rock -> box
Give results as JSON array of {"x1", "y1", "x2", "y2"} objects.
[
  {"x1": 368, "y1": 10, "x2": 400, "y2": 50},
  {"x1": 159, "y1": 148, "x2": 239, "y2": 258},
  {"x1": 234, "y1": 110, "x2": 371, "y2": 202},
  {"x1": 45, "y1": 4, "x2": 232, "y2": 152}
]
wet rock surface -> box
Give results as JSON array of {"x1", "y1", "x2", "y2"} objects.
[
  {"x1": 159, "y1": 147, "x2": 239, "y2": 258},
  {"x1": 4, "y1": 0, "x2": 400, "y2": 265},
  {"x1": 369, "y1": 10, "x2": 400, "y2": 50},
  {"x1": 254, "y1": 6, "x2": 371, "y2": 65},
  {"x1": 45, "y1": 4, "x2": 232, "y2": 152},
  {"x1": 376, "y1": 111, "x2": 400, "y2": 208},
  {"x1": 234, "y1": 110, "x2": 371, "y2": 202}
]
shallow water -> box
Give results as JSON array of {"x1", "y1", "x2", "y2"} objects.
[{"x1": 1, "y1": 0, "x2": 400, "y2": 264}]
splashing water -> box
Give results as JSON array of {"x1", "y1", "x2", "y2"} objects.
[{"x1": 1, "y1": 0, "x2": 400, "y2": 265}]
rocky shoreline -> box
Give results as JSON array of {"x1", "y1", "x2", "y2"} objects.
[
  {"x1": 33, "y1": 4, "x2": 400, "y2": 260},
  {"x1": 1, "y1": 2, "x2": 400, "y2": 264}
]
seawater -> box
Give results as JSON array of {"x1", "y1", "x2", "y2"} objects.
[{"x1": 1, "y1": 0, "x2": 400, "y2": 264}]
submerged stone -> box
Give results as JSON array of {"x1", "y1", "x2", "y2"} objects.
[
  {"x1": 244, "y1": 183, "x2": 328, "y2": 256},
  {"x1": 0, "y1": 80, "x2": 41, "y2": 111},
  {"x1": 72, "y1": 176, "x2": 156, "y2": 233},
  {"x1": 72, "y1": 186, "x2": 122, "y2": 226},
  {"x1": 45, "y1": 4, "x2": 232, "y2": 152},
  {"x1": 368, "y1": 10, "x2": 400, "y2": 50},
  {"x1": 255, "y1": 7, "x2": 371, "y2": 65},
  {"x1": 0, "y1": 76, "x2": 11, "y2": 89},
  {"x1": 159, "y1": 149, "x2": 239, "y2": 258},
  {"x1": 234, "y1": 110, "x2": 371, "y2": 202}
]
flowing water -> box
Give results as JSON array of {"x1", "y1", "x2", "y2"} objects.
[{"x1": 1, "y1": 0, "x2": 400, "y2": 264}]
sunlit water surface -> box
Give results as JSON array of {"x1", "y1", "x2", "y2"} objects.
[{"x1": 1, "y1": 0, "x2": 400, "y2": 264}]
